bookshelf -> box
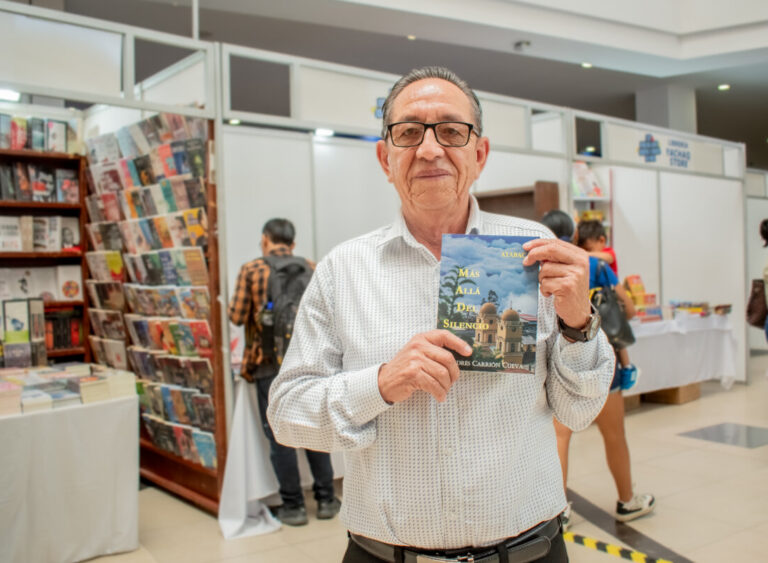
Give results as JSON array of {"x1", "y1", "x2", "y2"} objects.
[
  {"x1": 83, "y1": 116, "x2": 227, "y2": 514},
  {"x1": 0, "y1": 148, "x2": 90, "y2": 364}
]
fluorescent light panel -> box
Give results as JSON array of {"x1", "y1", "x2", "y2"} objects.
[{"x1": 0, "y1": 89, "x2": 21, "y2": 102}]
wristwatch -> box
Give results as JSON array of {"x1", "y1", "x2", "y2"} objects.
[{"x1": 558, "y1": 304, "x2": 601, "y2": 342}]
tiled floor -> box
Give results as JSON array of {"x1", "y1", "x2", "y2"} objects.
[{"x1": 92, "y1": 353, "x2": 768, "y2": 563}]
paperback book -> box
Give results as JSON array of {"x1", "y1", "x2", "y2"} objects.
[{"x1": 436, "y1": 234, "x2": 539, "y2": 374}]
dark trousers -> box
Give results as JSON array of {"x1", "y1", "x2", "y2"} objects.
[
  {"x1": 256, "y1": 375, "x2": 335, "y2": 508},
  {"x1": 342, "y1": 531, "x2": 569, "y2": 563}
]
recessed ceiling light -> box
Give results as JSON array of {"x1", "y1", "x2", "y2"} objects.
[
  {"x1": 228, "y1": 119, "x2": 241, "y2": 125},
  {"x1": 584, "y1": 146, "x2": 596, "y2": 153},
  {"x1": 406, "y1": 35, "x2": 416, "y2": 41},
  {"x1": 717, "y1": 84, "x2": 731, "y2": 91},
  {"x1": 581, "y1": 62, "x2": 593, "y2": 69},
  {"x1": 315, "y1": 128, "x2": 335, "y2": 137},
  {"x1": 0, "y1": 88, "x2": 21, "y2": 102}
]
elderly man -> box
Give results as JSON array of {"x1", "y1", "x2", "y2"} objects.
[{"x1": 268, "y1": 67, "x2": 614, "y2": 563}]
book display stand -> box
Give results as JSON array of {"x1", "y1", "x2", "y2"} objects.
[
  {"x1": 83, "y1": 115, "x2": 227, "y2": 513},
  {"x1": 0, "y1": 147, "x2": 90, "y2": 365}
]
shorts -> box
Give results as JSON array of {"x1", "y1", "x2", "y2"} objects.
[{"x1": 609, "y1": 355, "x2": 621, "y2": 393}]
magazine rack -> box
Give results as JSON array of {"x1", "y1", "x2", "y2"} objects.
[{"x1": 0, "y1": 148, "x2": 90, "y2": 363}]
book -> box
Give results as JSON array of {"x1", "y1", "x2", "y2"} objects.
[
  {"x1": 29, "y1": 118, "x2": 45, "y2": 151},
  {"x1": 182, "y1": 247, "x2": 208, "y2": 286},
  {"x1": 128, "y1": 123, "x2": 151, "y2": 155},
  {"x1": 103, "y1": 338, "x2": 128, "y2": 370},
  {"x1": 118, "y1": 158, "x2": 141, "y2": 189},
  {"x1": 98, "y1": 221, "x2": 123, "y2": 251},
  {"x1": 60, "y1": 216, "x2": 80, "y2": 251},
  {"x1": 21, "y1": 388, "x2": 53, "y2": 412},
  {"x1": 20, "y1": 216, "x2": 33, "y2": 252},
  {"x1": 85, "y1": 195, "x2": 105, "y2": 223},
  {"x1": 4, "y1": 299, "x2": 30, "y2": 343},
  {"x1": 10, "y1": 117, "x2": 28, "y2": 150},
  {"x1": 86, "y1": 251, "x2": 124, "y2": 282},
  {"x1": 32, "y1": 217, "x2": 49, "y2": 250},
  {"x1": 31, "y1": 266, "x2": 57, "y2": 300},
  {"x1": 101, "y1": 192, "x2": 123, "y2": 222},
  {"x1": 13, "y1": 162, "x2": 32, "y2": 201},
  {"x1": 56, "y1": 264, "x2": 83, "y2": 300},
  {"x1": 167, "y1": 212, "x2": 192, "y2": 247},
  {"x1": 153, "y1": 287, "x2": 182, "y2": 317},
  {"x1": 188, "y1": 320, "x2": 213, "y2": 358},
  {"x1": 157, "y1": 144, "x2": 178, "y2": 177},
  {"x1": 139, "y1": 218, "x2": 161, "y2": 250},
  {"x1": 150, "y1": 115, "x2": 173, "y2": 144},
  {"x1": 169, "y1": 176, "x2": 190, "y2": 210},
  {"x1": 157, "y1": 180, "x2": 180, "y2": 213},
  {"x1": 133, "y1": 155, "x2": 155, "y2": 186},
  {"x1": 158, "y1": 251, "x2": 179, "y2": 285},
  {"x1": 185, "y1": 138, "x2": 205, "y2": 178},
  {"x1": 0, "y1": 164, "x2": 15, "y2": 200},
  {"x1": 0, "y1": 114, "x2": 10, "y2": 149},
  {"x1": 4, "y1": 342, "x2": 31, "y2": 368},
  {"x1": 89, "y1": 335, "x2": 108, "y2": 364},
  {"x1": 153, "y1": 216, "x2": 174, "y2": 249},
  {"x1": 116, "y1": 127, "x2": 140, "y2": 159},
  {"x1": 86, "y1": 280, "x2": 125, "y2": 310},
  {"x1": 55, "y1": 168, "x2": 79, "y2": 204},
  {"x1": 91, "y1": 162, "x2": 125, "y2": 193},
  {"x1": 0, "y1": 382, "x2": 23, "y2": 416},
  {"x1": 67, "y1": 375, "x2": 110, "y2": 403},
  {"x1": 0, "y1": 216, "x2": 21, "y2": 251},
  {"x1": 192, "y1": 430, "x2": 217, "y2": 469},
  {"x1": 89, "y1": 308, "x2": 126, "y2": 340},
  {"x1": 46, "y1": 120, "x2": 68, "y2": 153},
  {"x1": 177, "y1": 287, "x2": 210, "y2": 319},
  {"x1": 46, "y1": 215, "x2": 61, "y2": 251},
  {"x1": 436, "y1": 234, "x2": 539, "y2": 374},
  {"x1": 171, "y1": 140, "x2": 190, "y2": 174},
  {"x1": 85, "y1": 133, "x2": 122, "y2": 164},
  {"x1": 148, "y1": 148, "x2": 166, "y2": 181},
  {"x1": 29, "y1": 164, "x2": 56, "y2": 202},
  {"x1": 184, "y1": 177, "x2": 206, "y2": 209},
  {"x1": 163, "y1": 113, "x2": 188, "y2": 141}
]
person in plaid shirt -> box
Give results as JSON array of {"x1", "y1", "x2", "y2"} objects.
[{"x1": 228, "y1": 218, "x2": 340, "y2": 526}]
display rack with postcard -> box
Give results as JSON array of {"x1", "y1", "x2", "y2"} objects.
[
  {"x1": 83, "y1": 113, "x2": 225, "y2": 511},
  {"x1": 0, "y1": 128, "x2": 89, "y2": 366}
]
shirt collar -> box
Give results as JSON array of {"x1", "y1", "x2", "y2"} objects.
[{"x1": 378, "y1": 195, "x2": 483, "y2": 249}]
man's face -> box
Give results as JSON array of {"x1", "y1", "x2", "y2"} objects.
[{"x1": 376, "y1": 78, "x2": 489, "y2": 216}]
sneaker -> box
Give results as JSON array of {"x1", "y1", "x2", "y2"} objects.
[
  {"x1": 317, "y1": 497, "x2": 341, "y2": 520},
  {"x1": 275, "y1": 504, "x2": 308, "y2": 526},
  {"x1": 619, "y1": 364, "x2": 640, "y2": 391},
  {"x1": 616, "y1": 493, "x2": 655, "y2": 522},
  {"x1": 561, "y1": 501, "x2": 573, "y2": 531}
]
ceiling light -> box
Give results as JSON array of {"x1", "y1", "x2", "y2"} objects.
[
  {"x1": 584, "y1": 146, "x2": 596, "y2": 153},
  {"x1": 406, "y1": 35, "x2": 416, "y2": 41},
  {"x1": 0, "y1": 89, "x2": 21, "y2": 102},
  {"x1": 228, "y1": 119, "x2": 241, "y2": 125},
  {"x1": 717, "y1": 84, "x2": 731, "y2": 91},
  {"x1": 315, "y1": 128, "x2": 334, "y2": 137},
  {"x1": 581, "y1": 62, "x2": 593, "y2": 69}
]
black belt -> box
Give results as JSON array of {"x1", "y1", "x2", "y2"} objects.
[{"x1": 350, "y1": 516, "x2": 561, "y2": 563}]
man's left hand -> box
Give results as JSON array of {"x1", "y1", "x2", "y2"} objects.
[{"x1": 522, "y1": 238, "x2": 591, "y2": 329}]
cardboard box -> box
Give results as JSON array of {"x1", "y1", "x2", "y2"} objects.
[{"x1": 642, "y1": 382, "x2": 701, "y2": 405}]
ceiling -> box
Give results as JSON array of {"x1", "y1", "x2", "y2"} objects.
[{"x1": 61, "y1": 0, "x2": 768, "y2": 169}]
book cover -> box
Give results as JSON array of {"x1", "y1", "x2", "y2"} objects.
[
  {"x1": 167, "y1": 212, "x2": 192, "y2": 247},
  {"x1": 55, "y1": 264, "x2": 82, "y2": 300},
  {"x1": 60, "y1": 216, "x2": 80, "y2": 251},
  {"x1": 177, "y1": 287, "x2": 210, "y2": 319},
  {"x1": 126, "y1": 220, "x2": 150, "y2": 254},
  {"x1": 5, "y1": 342, "x2": 31, "y2": 368},
  {"x1": 118, "y1": 157, "x2": 140, "y2": 189},
  {"x1": 159, "y1": 179, "x2": 179, "y2": 212},
  {"x1": 29, "y1": 298, "x2": 45, "y2": 340},
  {"x1": 171, "y1": 322, "x2": 197, "y2": 357},
  {"x1": 125, "y1": 188, "x2": 146, "y2": 218},
  {"x1": 122, "y1": 284, "x2": 140, "y2": 313},
  {"x1": 85, "y1": 195, "x2": 105, "y2": 223},
  {"x1": 135, "y1": 288, "x2": 157, "y2": 316},
  {"x1": 29, "y1": 118, "x2": 45, "y2": 151},
  {"x1": 149, "y1": 184, "x2": 170, "y2": 215},
  {"x1": 0, "y1": 114, "x2": 11, "y2": 149},
  {"x1": 163, "y1": 113, "x2": 189, "y2": 141},
  {"x1": 13, "y1": 162, "x2": 32, "y2": 201},
  {"x1": 172, "y1": 249, "x2": 192, "y2": 286},
  {"x1": 141, "y1": 252, "x2": 164, "y2": 285},
  {"x1": 148, "y1": 148, "x2": 166, "y2": 181},
  {"x1": 4, "y1": 299, "x2": 30, "y2": 343},
  {"x1": 32, "y1": 217, "x2": 49, "y2": 250},
  {"x1": 85, "y1": 133, "x2": 121, "y2": 164},
  {"x1": 105, "y1": 251, "x2": 125, "y2": 281},
  {"x1": 182, "y1": 247, "x2": 208, "y2": 286},
  {"x1": 183, "y1": 178, "x2": 206, "y2": 209},
  {"x1": 10, "y1": 117, "x2": 28, "y2": 150},
  {"x1": 133, "y1": 155, "x2": 156, "y2": 186},
  {"x1": 150, "y1": 114, "x2": 173, "y2": 144},
  {"x1": 0, "y1": 163, "x2": 15, "y2": 200},
  {"x1": 139, "y1": 218, "x2": 162, "y2": 250},
  {"x1": 185, "y1": 116, "x2": 208, "y2": 141},
  {"x1": 125, "y1": 254, "x2": 148, "y2": 284},
  {"x1": 157, "y1": 143, "x2": 178, "y2": 177},
  {"x1": 46, "y1": 120, "x2": 68, "y2": 153},
  {"x1": 191, "y1": 392, "x2": 215, "y2": 430},
  {"x1": 104, "y1": 338, "x2": 128, "y2": 370},
  {"x1": 153, "y1": 216, "x2": 174, "y2": 249},
  {"x1": 160, "y1": 384, "x2": 178, "y2": 423},
  {"x1": 169, "y1": 387, "x2": 190, "y2": 425},
  {"x1": 86, "y1": 223, "x2": 104, "y2": 251},
  {"x1": 171, "y1": 140, "x2": 190, "y2": 174},
  {"x1": 182, "y1": 208, "x2": 208, "y2": 250},
  {"x1": 140, "y1": 186, "x2": 158, "y2": 216},
  {"x1": 115, "y1": 127, "x2": 139, "y2": 159},
  {"x1": 0, "y1": 216, "x2": 21, "y2": 251},
  {"x1": 181, "y1": 388, "x2": 200, "y2": 427},
  {"x1": 153, "y1": 287, "x2": 182, "y2": 317},
  {"x1": 171, "y1": 423, "x2": 196, "y2": 462},
  {"x1": 46, "y1": 215, "x2": 61, "y2": 251},
  {"x1": 98, "y1": 221, "x2": 122, "y2": 251},
  {"x1": 92, "y1": 162, "x2": 124, "y2": 193},
  {"x1": 437, "y1": 234, "x2": 539, "y2": 374},
  {"x1": 187, "y1": 320, "x2": 213, "y2": 358},
  {"x1": 158, "y1": 250, "x2": 179, "y2": 285},
  {"x1": 31, "y1": 266, "x2": 57, "y2": 301},
  {"x1": 29, "y1": 165, "x2": 56, "y2": 202},
  {"x1": 101, "y1": 192, "x2": 123, "y2": 222},
  {"x1": 169, "y1": 176, "x2": 190, "y2": 210},
  {"x1": 185, "y1": 138, "x2": 205, "y2": 178},
  {"x1": 192, "y1": 430, "x2": 217, "y2": 467},
  {"x1": 55, "y1": 168, "x2": 79, "y2": 204},
  {"x1": 116, "y1": 222, "x2": 135, "y2": 255},
  {"x1": 20, "y1": 216, "x2": 33, "y2": 252},
  {"x1": 89, "y1": 335, "x2": 108, "y2": 364},
  {"x1": 158, "y1": 320, "x2": 179, "y2": 355},
  {"x1": 128, "y1": 123, "x2": 151, "y2": 155}
]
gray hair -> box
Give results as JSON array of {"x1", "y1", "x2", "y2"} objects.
[{"x1": 380, "y1": 66, "x2": 483, "y2": 138}]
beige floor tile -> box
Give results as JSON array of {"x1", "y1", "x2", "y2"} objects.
[
  {"x1": 214, "y1": 545, "x2": 318, "y2": 563},
  {"x1": 138, "y1": 488, "x2": 216, "y2": 532},
  {"x1": 643, "y1": 446, "x2": 766, "y2": 481},
  {"x1": 687, "y1": 533, "x2": 766, "y2": 563},
  {"x1": 89, "y1": 546, "x2": 160, "y2": 563},
  {"x1": 293, "y1": 534, "x2": 350, "y2": 562},
  {"x1": 663, "y1": 479, "x2": 768, "y2": 527}
]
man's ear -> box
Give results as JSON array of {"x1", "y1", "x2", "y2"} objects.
[
  {"x1": 376, "y1": 140, "x2": 394, "y2": 184},
  {"x1": 474, "y1": 136, "x2": 490, "y2": 177}
]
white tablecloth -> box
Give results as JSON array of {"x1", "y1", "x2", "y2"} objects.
[
  {"x1": 624, "y1": 314, "x2": 737, "y2": 396},
  {"x1": 0, "y1": 396, "x2": 139, "y2": 563},
  {"x1": 218, "y1": 379, "x2": 345, "y2": 539}
]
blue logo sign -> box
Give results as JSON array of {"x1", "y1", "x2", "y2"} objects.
[
  {"x1": 666, "y1": 139, "x2": 690, "y2": 168},
  {"x1": 373, "y1": 97, "x2": 385, "y2": 118},
  {"x1": 638, "y1": 134, "x2": 661, "y2": 163}
]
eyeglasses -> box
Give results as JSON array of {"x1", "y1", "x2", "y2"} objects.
[{"x1": 387, "y1": 121, "x2": 476, "y2": 148}]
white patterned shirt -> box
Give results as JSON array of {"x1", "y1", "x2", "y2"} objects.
[{"x1": 268, "y1": 197, "x2": 614, "y2": 549}]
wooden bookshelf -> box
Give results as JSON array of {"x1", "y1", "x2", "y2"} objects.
[{"x1": 0, "y1": 150, "x2": 91, "y2": 364}]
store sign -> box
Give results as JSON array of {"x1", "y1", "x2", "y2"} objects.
[{"x1": 605, "y1": 123, "x2": 723, "y2": 175}]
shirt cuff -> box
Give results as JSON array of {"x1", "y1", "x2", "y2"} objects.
[{"x1": 345, "y1": 363, "x2": 392, "y2": 425}]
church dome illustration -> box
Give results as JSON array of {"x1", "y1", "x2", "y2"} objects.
[
  {"x1": 479, "y1": 302, "x2": 497, "y2": 315},
  {"x1": 501, "y1": 309, "x2": 519, "y2": 321}
]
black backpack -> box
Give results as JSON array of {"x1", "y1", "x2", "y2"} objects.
[{"x1": 261, "y1": 255, "x2": 313, "y2": 366}]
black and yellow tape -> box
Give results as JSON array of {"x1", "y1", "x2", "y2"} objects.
[{"x1": 563, "y1": 531, "x2": 674, "y2": 563}]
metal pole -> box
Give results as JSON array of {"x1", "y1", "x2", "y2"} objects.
[{"x1": 192, "y1": 0, "x2": 199, "y2": 40}]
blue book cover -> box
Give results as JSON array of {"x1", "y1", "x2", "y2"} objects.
[
  {"x1": 192, "y1": 430, "x2": 217, "y2": 469},
  {"x1": 437, "y1": 234, "x2": 539, "y2": 374},
  {"x1": 160, "y1": 384, "x2": 178, "y2": 422},
  {"x1": 158, "y1": 251, "x2": 179, "y2": 285}
]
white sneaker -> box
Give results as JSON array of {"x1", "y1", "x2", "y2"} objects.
[
  {"x1": 561, "y1": 501, "x2": 573, "y2": 531},
  {"x1": 616, "y1": 493, "x2": 655, "y2": 522}
]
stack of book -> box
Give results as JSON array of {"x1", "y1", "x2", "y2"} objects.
[
  {"x1": 2, "y1": 298, "x2": 47, "y2": 368},
  {"x1": 0, "y1": 265, "x2": 82, "y2": 302},
  {"x1": 0, "y1": 114, "x2": 69, "y2": 153},
  {"x1": 20, "y1": 388, "x2": 53, "y2": 413},
  {"x1": 0, "y1": 381, "x2": 22, "y2": 416}
]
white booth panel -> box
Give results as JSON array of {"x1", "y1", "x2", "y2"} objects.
[
  {"x1": 531, "y1": 112, "x2": 565, "y2": 154},
  {"x1": 142, "y1": 57, "x2": 206, "y2": 109},
  {"x1": 83, "y1": 105, "x2": 143, "y2": 138},
  {"x1": 295, "y1": 67, "x2": 391, "y2": 132},
  {"x1": 723, "y1": 146, "x2": 743, "y2": 178},
  {"x1": 746, "y1": 197, "x2": 768, "y2": 351},
  {"x1": 474, "y1": 151, "x2": 568, "y2": 203},
  {"x1": 0, "y1": 12, "x2": 121, "y2": 97},
  {"x1": 659, "y1": 172, "x2": 746, "y2": 380},
  {"x1": 594, "y1": 166, "x2": 660, "y2": 296},
  {"x1": 221, "y1": 126, "x2": 314, "y2": 289},
  {"x1": 746, "y1": 172, "x2": 768, "y2": 198},
  {"x1": 479, "y1": 98, "x2": 527, "y2": 150},
  {"x1": 312, "y1": 137, "x2": 399, "y2": 259}
]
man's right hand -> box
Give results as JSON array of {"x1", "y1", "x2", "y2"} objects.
[{"x1": 378, "y1": 330, "x2": 472, "y2": 404}]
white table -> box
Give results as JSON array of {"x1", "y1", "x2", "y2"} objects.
[
  {"x1": 624, "y1": 314, "x2": 737, "y2": 396},
  {"x1": 0, "y1": 396, "x2": 139, "y2": 563},
  {"x1": 218, "y1": 379, "x2": 345, "y2": 539}
]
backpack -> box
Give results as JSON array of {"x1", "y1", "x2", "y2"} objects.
[{"x1": 261, "y1": 255, "x2": 313, "y2": 366}]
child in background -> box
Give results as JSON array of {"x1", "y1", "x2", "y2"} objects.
[{"x1": 576, "y1": 220, "x2": 638, "y2": 389}]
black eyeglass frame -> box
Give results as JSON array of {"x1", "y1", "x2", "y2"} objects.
[{"x1": 386, "y1": 121, "x2": 477, "y2": 148}]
